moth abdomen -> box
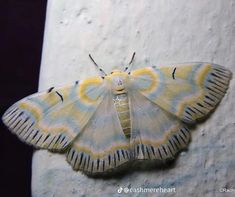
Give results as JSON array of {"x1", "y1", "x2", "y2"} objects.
[{"x1": 113, "y1": 93, "x2": 131, "y2": 139}]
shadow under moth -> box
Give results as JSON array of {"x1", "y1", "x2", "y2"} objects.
[{"x1": 2, "y1": 53, "x2": 232, "y2": 175}]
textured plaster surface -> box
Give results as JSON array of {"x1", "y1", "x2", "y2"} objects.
[{"x1": 33, "y1": 0, "x2": 235, "y2": 196}]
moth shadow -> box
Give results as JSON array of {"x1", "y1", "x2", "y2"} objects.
[
  {"x1": 132, "y1": 158, "x2": 177, "y2": 173},
  {"x1": 83, "y1": 161, "x2": 133, "y2": 180},
  {"x1": 84, "y1": 148, "x2": 189, "y2": 180}
]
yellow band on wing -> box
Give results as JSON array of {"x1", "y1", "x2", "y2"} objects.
[
  {"x1": 195, "y1": 64, "x2": 212, "y2": 86},
  {"x1": 19, "y1": 101, "x2": 42, "y2": 120},
  {"x1": 79, "y1": 77, "x2": 103, "y2": 104},
  {"x1": 132, "y1": 68, "x2": 158, "y2": 93},
  {"x1": 73, "y1": 142, "x2": 130, "y2": 158}
]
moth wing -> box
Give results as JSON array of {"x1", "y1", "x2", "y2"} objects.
[
  {"x1": 66, "y1": 91, "x2": 130, "y2": 175},
  {"x1": 129, "y1": 90, "x2": 190, "y2": 160},
  {"x1": 2, "y1": 77, "x2": 105, "y2": 151},
  {"x1": 130, "y1": 63, "x2": 232, "y2": 123}
]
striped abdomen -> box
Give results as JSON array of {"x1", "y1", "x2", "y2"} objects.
[{"x1": 113, "y1": 93, "x2": 131, "y2": 138}]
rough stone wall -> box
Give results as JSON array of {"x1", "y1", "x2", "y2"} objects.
[{"x1": 33, "y1": 0, "x2": 235, "y2": 196}]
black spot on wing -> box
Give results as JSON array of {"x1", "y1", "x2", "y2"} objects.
[
  {"x1": 97, "y1": 159, "x2": 100, "y2": 170},
  {"x1": 117, "y1": 150, "x2": 120, "y2": 161},
  {"x1": 55, "y1": 91, "x2": 64, "y2": 102},
  {"x1": 47, "y1": 87, "x2": 54, "y2": 93},
  {"x1": 79, "y1": 153, "x2": 84, "y2": 165},
  {"x1": 121, "y1": 150, "x2": 126, "y2": 159},
  {"x1": 167, "y1": 145, "x2": 174, "y2": 156},
  {"x1": 158, "y1": 148, "x2": 163, "y2": 159},
  {"x1": 108, "y1": 155, "x2": 111, "y2": 165},
  {"x1": 162, "y1": 146, "x2": 168, "y2": 155},
  {"x1": 150, "y1": 146, "x2": 155, "y2": 156},
  {"x1": 172, "y1": 67, "x2": 176, "y2": 80}
]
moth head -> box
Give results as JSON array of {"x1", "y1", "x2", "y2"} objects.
[
  {"x1": 88, "y1": 53, "x2": 135, "y2": 94},
  {"x1": 107, "y1": 70, "x2": 129, "y2": 94}
]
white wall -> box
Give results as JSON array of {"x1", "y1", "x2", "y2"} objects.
[{"x1": 33, "y1": 0, "x2": 235, "y2": 196}]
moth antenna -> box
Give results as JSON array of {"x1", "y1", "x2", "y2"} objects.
[
  {"x1": 89, "y1": 54, "x2": 107, "y2": 76},
  {"x1": 124, "y1": 52, "x2": 136, "y2": 72}
]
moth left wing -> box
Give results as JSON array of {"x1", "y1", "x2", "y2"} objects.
[
  {"x1": 129, "y1": 90, "x2": 190, "y2": 160},
  {"x1": 130, "y1": 63, "x2": 232, "y2": 123},
  {"x1": 66, "y1": 92, "x2": 130, "y2": 175},
  {"x1": 2, "y1": 77, "x2": 106, "y2": 151}
]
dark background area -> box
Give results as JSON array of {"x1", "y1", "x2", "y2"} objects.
[{"x1": 0, "y1": 1, "x2": 47, "y2": 196}]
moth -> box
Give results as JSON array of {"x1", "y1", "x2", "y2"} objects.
[{"x1": 2, "y1": 53, "x2": 232, "y2": 175}]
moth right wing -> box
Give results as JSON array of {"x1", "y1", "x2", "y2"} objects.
[{"x1": 129, "y1": 90, "x2": 190, "y2": 161}]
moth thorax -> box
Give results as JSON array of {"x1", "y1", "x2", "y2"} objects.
[
  {"x1": 110, "y1": 75, "x2": 127, "y2": 94},
  {"x1": 113, "y1": 93, "x2": 131, "y2": 139}
]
